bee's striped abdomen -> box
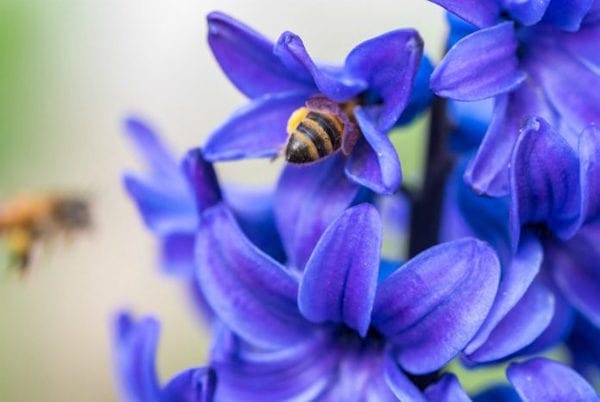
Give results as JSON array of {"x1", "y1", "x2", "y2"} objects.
[{"x1": 285, "y1": 108, "x2": 344, "y2": 164}]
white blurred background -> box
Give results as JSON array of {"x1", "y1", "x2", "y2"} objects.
[{"x1": 0, "y1": 1, "x2": 444, "y2": 400}]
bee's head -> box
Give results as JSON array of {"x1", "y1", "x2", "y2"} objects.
[{"x1": 53, "y1": 197, "x2": 92, "y2": 230}]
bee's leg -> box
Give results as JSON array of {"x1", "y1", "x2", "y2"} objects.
[{"x1": 6, "y1": 227, "x2": 33, "y2": 275}]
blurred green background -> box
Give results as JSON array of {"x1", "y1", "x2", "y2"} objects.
[{"x1": 0, "y1": 1, "x2": 444, "y2": 401}]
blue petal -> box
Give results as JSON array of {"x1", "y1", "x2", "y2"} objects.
[
  {"x1": 383, "y1": 353, "x2": 427, "y2": 402},
  {"x1": 274, "y1": 153, "x2": 360, "y2": 269},
  {"x1": 203, "y1": 92, "x2": 307, "y2": 162},
  {"x1": 160, "y1": 232, "x2": 196, "y2": 277},
  {"x1": 372, "y1": 238, "x2": 500, "y2": 374},
  {"x1": 578, "y1": 126, "x2": 600, "y2": 227},
  {"x1": 345, "y1": 107, "x2": 403, "y2": 195},
  {"x1": 113, "y1": 313, "x2": 161, "y2": 402},
  {"x1": 465, "y1": 233, "x2": 543, "y2": 356},
  {"x1": 551, "y1": 224, "x2": 600, "y2": 327},
  {"x1": 345, "y1": 29, "x2": 423, "y2": 132},
  {"x1": 465, "y1": 79, "x2": 557, "y2": 197},
  {"x1": 465, "y1": 281, "x2": 555, "y2": 363},
  {"x1": 559, "y1": 23, "x2": 600, "y2": 69},
  {"x1": 396, "y1": 56, "x2": 434, "y2": 126},
  {"x1": 425, "y1": 374, "x2": 471, "y2": 402},
  {"x1": 124, "y1": 118, "x2": 181, "y2": 182},
  {"x1": 431, "y1": 22, "x2": 526, "y2": 101},
  {"x1": 161, "y1": 368, "x2": 217, "y2": 402},
  {"x1": 517, "y1": 279, "x2": 575, "y2": 355},
  {"x1": 503, "y1": 0, "x2": 550, "y2": 26},
  {"x1": 447, "y1": 98, "x2": 494, "y2": 153},
  {"x1": 455, "y1": 158, "x2": 511, "y2": 260},
  {"x1": 274, "y1": 32, "x2": 367, "y2": 102},
  {"x1": 181, "y1": 149, "x2": 222, "y2": 213},
  {"x1": 206, "y1": 12, "x2": 314, "y2": 98},
  {"x1": 124, "y1": 118, "x2": 197, "y2": 235},
  {"x1": 509, "y1": 117, "x2": 580, "y2": 248},
  {"x1": 507, "y1": 358, "x2": 599, "y2": 401},
  {"x1": 197, "y1": 204, "x2": 308, "y2": 349},
  {"x1": 543, "y1": 0, "x2": 594, "y2": 31},
  {"x1": 212, "y1": 334, "x2": 340, "y2": 401},
  {"x1": 224, "y1": 185, "x2": 286, "y2": 263},
  {"x1": 528, "y1": 46, "x2": 600, "y2": 136},
  {"x1": 473, "y1": 386, "x2": 520, "y2": 402},
  {"x1": 298, "y1": 204, "x2": 382, "y2": 336},
  {"x1": 429, "y1": 0, "x2": 501, "y2": 28},
  {"x1": 123, "y1": 175, "x2": 196, "y2": 235}
]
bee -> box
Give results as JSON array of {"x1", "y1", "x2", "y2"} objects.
[
  {"x1": 284, "y1": 106, "x2": 344, "y2": 164},
  {"x1": 283, "y1": 96, "x2": 360, "y2": 164},
  {"x1": 0, "y1": 194, "x2": 91, "y2": 273}
]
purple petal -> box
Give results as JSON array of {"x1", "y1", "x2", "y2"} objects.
[
  {"x1": 372, "y1": 238, "x2": 500, "y2": 374},
  {"x1": 425, "y1": 374, "x2": 471, "y2": 402},
  {"x1": 113, "y1": 313, "x2": 161, "y2": 402},
  {"x1": 509, "y1": 117, "x2": 580, "y2": 247},
  {"x1": 181, "y1": 148, "x2": 222, "y2": 213},
  {"x1": 465, "y1": 233, "x2": 543, "y2": 354},
  {"x1": 212, "y1": 335, "x2": 340, "y2": 401},
  {"x1": 504, "y1": 0, "x2": 550, "y2": 26},
  {"x1": 465, "y1": 79, "x2": 557, "y2": 196},
  {"x1": 518, "y1": 279, "x2": 575, "y2": 355},
  {"x1": 274, "y1": 32, "x2": 366, "y2": 102},
  {"x1": 551, "y1": 225, "x2": 600, "y2": 327},
  {"x1": 579, "y1": 126, "x2": 600, "y2": 227},
  {"x1": 161, "y1": 368, "x2": 217, "y2": 402},
  {"x1": 383, "y1": 353, "x2": 427, "y2": 402},
  {"x1": 528, "y1": 46, "x2": 600, "y2": 135},
  {"x1": 345, "y1": 29, "x2": 423, "y2": 132},
  {"x1": 160, "y1": 232, "x2": 195, "y2": 277},
  {"x1": 124, "y1": 118, "x2": 180, "y2": 182},
  {"x1": 507, "y1": 358, "x2": 599, "y2": 402},
  {"x1": 123, "y1": 175, "x2": 196, "y2": 235},
  {"x1": 465, "y1": 281, "x2": 555, "y2": 363},
  {"x1": 207, "y1": 12, "x2": 314, "y2": 98},
  {"x1": 543, "y1": 0, "x2": 594, "y2": 31},
  {"x1": 203, "y1": 92, "x2": 307, "y2": 162},
  {"x1": 196, "y1": 204, "x2": 308, "y2": 349},
  {"x1": 298, "y1": 204, "x2": 382, "y2": 336},
  {"x1": 429, "y1": 0, "x2": 501, "y2": 28},
  {"x1": 431, "y1": 22, "x2": 526, "y2": 101},
  {"x1": 559, "y1": 23, "x2": 600, "y2": 69},
  {"x1": 223, "y1": 185, "x2": 286, "y2": 262},
  {"x1": 345, "y1": 107, "x2": 402, "y2": 194},
  {"x1": 274, "y1": 153, "x2": 360, "y2": 269}
]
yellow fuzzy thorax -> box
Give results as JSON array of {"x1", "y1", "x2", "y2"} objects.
[{"x1": 286, "y1": 107, "x2": 310, "y2": 134}]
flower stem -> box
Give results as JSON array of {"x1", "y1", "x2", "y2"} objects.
[
  {"x1": 406, "y1": 96, "x2": 453, "y2": 390},
  {"x1": 408, "y1": 96, "x2": 453, "y2": 257}
]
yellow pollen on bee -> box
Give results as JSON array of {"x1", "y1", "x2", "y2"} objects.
[{"x1": 286, "y1": 107, "x2": 310, "y2": 134}]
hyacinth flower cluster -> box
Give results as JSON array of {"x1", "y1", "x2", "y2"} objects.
[{"x1": 115, "y1": 4, "x2": 600, "y2": 402}]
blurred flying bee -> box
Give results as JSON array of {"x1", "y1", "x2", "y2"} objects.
[{"x1": 0, "y1": 194, "x2": 91, "y2": 273}]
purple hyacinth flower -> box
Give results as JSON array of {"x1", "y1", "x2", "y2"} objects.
[
  {"x1": 123, "y1": 118, "x2": 220, "y2": 278},
  {"x1": 196, "y1": 202, "x2": 500, "y2": 400},
  {"x1": 430, "y1": 0, "x2": 600, "y2": 196},
  {"x1": 113, "y1": 312, "x2": 216, "y2": 402},
  {"x1": 123, "y1": 118, "x2": 286, "y2": 318},
  {"x1": 441, "y1": 158, "x2": 562, "y2": 364},
  {"x1": 203, "y1": 11, "x2": 426, "y2": 195},
  {"x1": 424, "y1": 358, "x2": 599, "y2": 401}
]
